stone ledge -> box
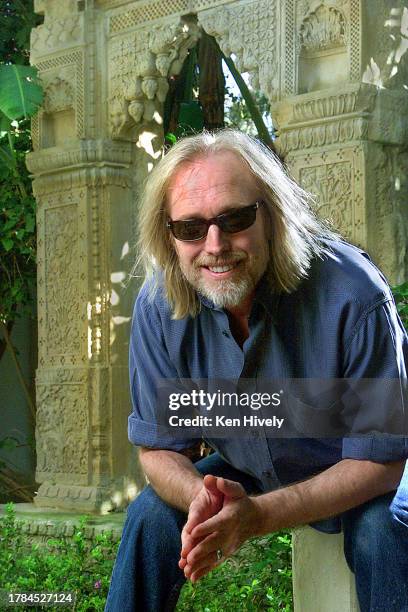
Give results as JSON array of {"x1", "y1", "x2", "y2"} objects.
[
  {"x1": 0, "y1": 503, "x2": 126, "y2": 543},
  {"x1": 292, "y1": 526, "x2": 359, "y2": 612}
]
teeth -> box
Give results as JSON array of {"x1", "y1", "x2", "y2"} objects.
[{"x1": 208, "y1": 265, "x2": 234, "y2": 273}]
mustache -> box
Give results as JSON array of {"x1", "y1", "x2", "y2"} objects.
[{"x1": 194, "y1": 251, "x2": 247, "y2": 268}]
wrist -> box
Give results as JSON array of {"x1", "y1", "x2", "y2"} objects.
[
  {"x1": 249, "y1": 495, "x2": 272, "y2": 537},
  {"x1": 186, "y1": 476, "x2": 204, "y2": 507}
]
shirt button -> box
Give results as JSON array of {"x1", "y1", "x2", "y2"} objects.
[
  {"x1": 222, "y1": 330, "x2": 230, "y2": 338},
  {"x1": 262, "y1": 470, "x2": 273, "y2": 478}
]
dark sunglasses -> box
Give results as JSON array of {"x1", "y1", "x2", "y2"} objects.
[{"x1": 167, "y1": 201, "x2": 263, "y2": 242}]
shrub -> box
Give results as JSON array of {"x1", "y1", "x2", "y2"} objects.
[
  {"x1": 176, "y1": 531, "x2": 293, "y2": 611},
  {"x1": 0, "y1": 503, "x2": 119, "y2": 611},
  {"x1": 0, "y1": 503, "x2": 292, "y2": 611}
]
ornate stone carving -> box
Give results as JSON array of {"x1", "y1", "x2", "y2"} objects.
[
  {"x1": 31, "y1": 167, "x2": 132, "y2": 197},
  {"x1": 286, "y1": 146, "x2": 365, "y2": 246},
  {"x1": 18, "y1": 512, "x2": 123, "y2": 545},
  {"x1": 108, "y1": 0, "x2": 233, "y2": 33},
  {"x1": 282, "y1": 0, "x2": 361, "y2": 97},
  {"x1": 31, "y1": 51, "x2": 84, "y2": 149},
  {"x1": 30, "y1": 13, "x2": 83, "y2": 56},
  {"x1": 300, "y1": 4, "x2": 346, "y2": 52},
  {"x1": 36, "y1": 375, "x2": 88, "y2": 480},
  {"x1": 26, "y1": 140, "x2": 132, "y2": 175},
  {"x1": 108, "y1": 18, "x2": 200, "y2": 136},
  {"x1": 35, "y1": 190, "x2": 88, "y2": 369},
  {"x1": 199, "y1": 0, "x2": 279, "y2": 100},
  {"x1": 90, "y1": 367, "x2": 111, "y2": 480},
  {"x1": 278, "y1": 117, "x2": 369, "y2": 154},
  {"x1": 291, "y1": 85, "x2": 377, "y2": 122},
  {"x1": 45, "y1": 204, "x2": 82, "y2": 357},
  {"x1": 43, "y1": 77, "x2": 74, "y2": 113},
  {"x1": 301, "y1": 161, "x2": 353, "y2": 236},
  {"x1": 273, "y1": 83, "x2": 378, "y2": 155},
  {"x1": 366, "y1": 144, "x2": 408, "y2": 282}
]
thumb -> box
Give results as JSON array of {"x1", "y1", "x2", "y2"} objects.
[
  {"x1": 203, "y1": 474, "x2": 219, "y2": 494},
  {"x1": 216, "y1": 477, "x2": 246, "y2": 500}
]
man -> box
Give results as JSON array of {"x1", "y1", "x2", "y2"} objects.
[{"x1": 106, "y1": 130, "x2": 408, "y2": 612}]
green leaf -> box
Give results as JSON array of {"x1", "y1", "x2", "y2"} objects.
[
  {"x1": 165, "y1": 132, "x2": 177, "y2": 144},
  {"x1": 1, "y1": 237, "x2": 13, "y2": 251},
  {"x1": 0, "y1": 436, "x2": 19, "y2": 450},
  {"x1": 0, "y1": 64, "x2": 44, "y2": 120},
  {"x1": 2, "y1": 217, "x2": 19, "y2": 232},
  {"x1": 0, "y1": 109, "x2": 12, "y2": 135},
  {"x1": 0, "y1": 143, "x2": 17, "y2": 171}
]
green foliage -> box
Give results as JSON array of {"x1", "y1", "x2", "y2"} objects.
[
  {"x1": 0, "y1": 1, "x2": 43, "y2": 326},
  {"x1": 392, "y1": 282, "x2": 408, "y2": 330},
  {"x1": 0, "y1": 121, "x2": 37, "y2": 325},
  {"x1": 0, "y1": 64, "x2": 43, "y2": 122},
  {"x1": 0, "y1": 0, "x2": 41, "y2": 64},
  {"x1": 0, "y1": 503, "x2": 119, "y2": 612},
  {"x1": 0, "y1": 503, "x2": 292, "y2": 611},
  {"x1": 176, "y1": 532, "x2": 293, "y2": 611},
  {"x1": 225, "y1": 88, "x2": 273, "y2": 137}
]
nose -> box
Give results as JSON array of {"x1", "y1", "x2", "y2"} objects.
[{"x1": 203, "y1": 223, "x2": 230, "y2": 255}]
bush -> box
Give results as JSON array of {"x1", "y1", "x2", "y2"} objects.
[
  {"x1": 0, "y1": 503, "x2": 119, "y2": 611},
  {"x1": 176, "y1": 531, "x2": 293, "y2": 611},
  {"x1": 0, "y1": 503, "x2": 292, "y2": 611}
]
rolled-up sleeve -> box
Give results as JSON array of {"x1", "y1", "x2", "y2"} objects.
[
  {"x1": 128, "y1": 285, "x2": 200, "y2": 451},
  {"x1": 341, "y1": 299, "x2": 408, "y2": 462}
]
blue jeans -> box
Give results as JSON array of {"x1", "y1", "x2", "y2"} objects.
[{"x1": 105, "y1": 453, "x2": 408, "y2": 612}]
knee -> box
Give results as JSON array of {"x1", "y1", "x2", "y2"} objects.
[
  {"x1": 344, "y1": 493, "x2": 395, "y2": 567},
  {"x1": 125, "y1": 485, "x2": 186, "y2": 532}
]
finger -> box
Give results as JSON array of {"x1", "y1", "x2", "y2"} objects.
[
  {"x1": 190, "y1": 565, "x2": 213, "y2": 583},
  {"x1": 203, "y1": 474, "x2": 219, "y2": 493},
  {"x1": 191, "y1": 514, "x2": 223, "y2": 540},
  {"x1": 181, "y1": 529, "x2": 200, "y2": 558},
  {"x1": 185, "y1": 547, "x2": 223, "y2": 579},
  {"x1": 184, "y1": 506, "x2": 203, "y2": 534},
  {"x1": 178, "y1": 557, "x2": 187, "y2": 570},
  {"x1": 185, "y1": 532, "x2": 219, "y2": 568},
  {"x1": 216, "y1": 477, "x2": 245, "y2": 499}
]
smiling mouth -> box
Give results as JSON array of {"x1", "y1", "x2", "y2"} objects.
[
  {"x1": 202, "y1": 261, "x2": 243, "y2": 275},
  {"x1": 208, "y1": 264, "x2": 235, "y2": 273}
]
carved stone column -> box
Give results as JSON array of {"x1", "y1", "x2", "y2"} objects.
[
  {"x1": 271, "y1": 0, "x2": 408, "y2": 283},
  {"x1": 27, "y1": 0, "x2": 198, "y2": 512}
]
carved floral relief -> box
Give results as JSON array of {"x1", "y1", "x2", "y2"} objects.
[{"x1": 300, "y1": 161, "x2": 353, "y2": 238}]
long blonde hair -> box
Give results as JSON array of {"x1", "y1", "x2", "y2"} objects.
[{"x1": 135, "y1": 129, "x2": 337, "y2": 319}]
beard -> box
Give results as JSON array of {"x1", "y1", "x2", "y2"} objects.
[{"x1": 179, "y1": 249, "x2": 268, "y2": 309}]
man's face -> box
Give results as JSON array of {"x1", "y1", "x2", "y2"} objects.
[{"x1": 166, "y1": 151, "x2": 270, "y2": 310}]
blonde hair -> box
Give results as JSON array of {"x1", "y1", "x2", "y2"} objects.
[{"x1": 135, "y1": 129, "x2": 337, "y2": 319}]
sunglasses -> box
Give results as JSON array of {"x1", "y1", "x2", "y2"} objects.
[{"x1": 167, "y1": 201, "x2": 263, "y2": 242}]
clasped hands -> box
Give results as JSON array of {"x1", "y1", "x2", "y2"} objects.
[{"x1": 179, "y1": 474, "x2": 261, "y2": 583}]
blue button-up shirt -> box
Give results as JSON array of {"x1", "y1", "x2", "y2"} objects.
[{"x1": 128, "y1": 239, "x2": 408, "y2": 532}]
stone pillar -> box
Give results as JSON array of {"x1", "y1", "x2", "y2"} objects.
[
  {"x1": 270, "y1": 0, "x2": 408, "y2": 283},
  {"x1": 27, "y1": 0, "x2": 198, "y2": 512}
]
